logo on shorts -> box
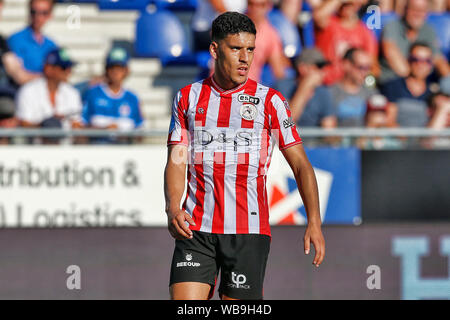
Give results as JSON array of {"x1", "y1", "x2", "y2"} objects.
[
  {"x1": 228, "y1": 272, "x2": 250, "y2": 289},
  {"x1": 176, "y1": 253, "x2": 200, "y2": 268},
  {"x1": 240, "y1": 104, "x2": 257, "y2": 121}
]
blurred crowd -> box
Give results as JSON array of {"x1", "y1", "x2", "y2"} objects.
[
  {"x1": 0, "y1": 0, "x2": 449, "y2": 147},
  {"x1": 0, "y1": 0, "x2": 144, "y2": 145}
]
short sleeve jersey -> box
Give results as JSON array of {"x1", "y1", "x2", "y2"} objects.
[{"x1": 167, "y1": 77, "x2": 302, "y2": 236}]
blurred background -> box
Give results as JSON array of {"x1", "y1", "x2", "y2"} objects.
[{"x1": 0, "y1": 0, "x2": 449, "y2": 300}]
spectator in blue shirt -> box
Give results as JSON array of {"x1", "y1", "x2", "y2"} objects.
[
  {"x1": 81, "y1": 47, "x2": 144, "y2": 143},
  {"x1": 8, "y1": 0, "x2": 57, "y2": 74}
]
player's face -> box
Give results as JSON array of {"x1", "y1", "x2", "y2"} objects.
[{"x1": 210, "y1": 32, "x2": 255, "y2": 88}]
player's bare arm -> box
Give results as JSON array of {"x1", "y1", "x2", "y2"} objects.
[
  {"x1": 164, "y1": 144, "x2": 195, "y2": 240},
  {"x1": 281, "y1": 143, "x2": 325, "y2": 267}
]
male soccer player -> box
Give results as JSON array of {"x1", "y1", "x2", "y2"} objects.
[{"x1": 164, "y1": 12, "x2": 325, "y2": 300}]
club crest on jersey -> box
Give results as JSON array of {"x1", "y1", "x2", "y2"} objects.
[
  {"x1": 238, "y1": 94, "x2": 260, "y2": 105},
  {"x1": 119, "y1": 104, "x2": 131, "y2": 117},
  {"x1": 240, "y1": 104, "x2": 257, "y2": 121}
]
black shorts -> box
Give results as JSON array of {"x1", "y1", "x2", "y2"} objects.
[{"x1": 169, "y1": 230, "x2": 271, "y2": 300}]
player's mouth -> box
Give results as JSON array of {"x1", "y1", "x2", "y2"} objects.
[{"x1": 237, "y1": 66, "x2": 248, "y2": 76}]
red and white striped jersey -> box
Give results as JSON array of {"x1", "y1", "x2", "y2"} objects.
[{"x1": 167, "y1": 76, "x2": 302, "y2": 236}]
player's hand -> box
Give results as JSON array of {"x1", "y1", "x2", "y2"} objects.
[
  {"x1": 167, "y1": 209, "x2": 196, "y2": 240},
  {"x1": 303, "y1": 223, "x2": 325, "y2": 267}
]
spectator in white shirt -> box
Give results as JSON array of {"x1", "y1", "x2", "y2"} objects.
[{"x1": 16, "y1": 48, "x2": 82, "y2": 131}]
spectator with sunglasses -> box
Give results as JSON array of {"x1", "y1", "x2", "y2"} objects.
[
  {"x1": 330, "y1": 48, "x2": 383, "y2": 127},
  {"x1": 289, "y1": 48, "x2": 336, "y2": 128},
  {"x1": 380, "y1": 42, "x2": 434, "y2": 127},
  {"x1": 8, "y1": 0, "x2": 57, "y2": 74},
  {"x1": 379, "y1": 0, "x2": 449, "y2": 86}
]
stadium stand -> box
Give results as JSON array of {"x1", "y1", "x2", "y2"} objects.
[
  {"x1": 135, "y1": 7, "x2": 193, "y2": 64},
  {"x1": 267, "y1": 9, "x2": 302, "y2": 59},
  {"x1": 426, "y1": 12, "x2": 450, "y2": 60},
  {"x1": 0, "y1": 0, "x2": 173, "y2": 130}
]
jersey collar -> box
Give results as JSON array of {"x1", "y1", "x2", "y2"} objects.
[{"x1": 210, "y1": 75, "x2": 248, "y2": 96}]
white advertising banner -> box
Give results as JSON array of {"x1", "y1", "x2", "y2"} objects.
[
  {"x1": 0, "y1": 145, "x2": 168, "y2": 227},
  {"x1": 0, "y1": 145, "x2": 356, "y2": 228}
]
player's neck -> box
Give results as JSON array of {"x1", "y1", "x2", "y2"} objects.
[{"x1": 212, "y1": 73, "x2": 245, "y2": 92}]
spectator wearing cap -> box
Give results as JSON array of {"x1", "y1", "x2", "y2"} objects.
[
  {"x1": 380, "y1": 42, "x2": 435, "y2": 127},
  {"x1": 312, "y1": 0, "x2": 378, "y2": 85},
  {"x1": 16, "y1": 48, "x2": 82, "y2": 132},
  {"x1": 8, "y1": 0, "x2": 58, "y2": 74},
  {"x1": 379, "y1": 0, "x2": 449, "y2": 86},
  {"x1": 81, "y1": 48, "x2": 144, "y2": 140},
  {"x1": 358, "y1": 93, "x2": 404, "y2": 149},
  {"x1": 330, "y1": 47, "x2": 385, "y2": 127},
  {"x1": 289, "y1": 48, "x2": 336, "y2": 128}
]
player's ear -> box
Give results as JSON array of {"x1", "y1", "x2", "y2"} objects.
[{"x1": 209, "y1": 41, "x2": 219, "y2": 60}]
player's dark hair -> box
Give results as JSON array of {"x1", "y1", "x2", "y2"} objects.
[{"x1": 211, "y1": 12, "x2": 256, "y2": 43}]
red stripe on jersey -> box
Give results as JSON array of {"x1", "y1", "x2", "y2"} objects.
[
  {"x1": 167, "y1": 84, "x2": 192, "y2": 145},
  {"x1": 241, "y1": 79, "x2": 258, "y2": 128},
  {"x1": 236, "y1": 153, "x2": 249, "y2": 233},
  {"x1": 178, "y1": 84, "x2": 192, "y2": 129},
  {"x1": 268, "y1": 96, "x2": 286, "y2": 148},
  {"x1": 216, "y1": 95, "x2": 232, "y2": 127},
  {"x1": 211, "y1": 152, "x2": 226, "y2": 233},
  {"x1": 191, "y1": 152, "x2": 205, "y2": 231},
  {"x1": 195, "y1": 78, "x2": 212, "y2": 127}
]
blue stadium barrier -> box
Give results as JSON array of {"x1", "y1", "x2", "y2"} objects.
[
  {"x1": 267, "y1": 9, "x2": 302, "y2": 59},
  {"x1": 427, "y1": 13, "x2": 450, "y2": 60},
  {"x1": 135, "y1": 9, "x2": 193, "y2": 65},
  {"x1": 98, "y1": 0, "x2": 149, "y2": 10}
]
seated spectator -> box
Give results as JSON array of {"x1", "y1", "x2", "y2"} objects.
[
  {"x1": 81, "y1": 48, "x2": 144, "y2": 143},
  {"x1": 379, "y1": 0, "x2": 449, "y2": 85},
  {"x1": 358, "y1": 94, "x2": 404, "y2": 149},
  {"x1": 289, "y1": 48, "x2": 336, "y2": 128},
  {"x1": 381, "y1": 42, "x2": 434, "y2": 127},
  {"x1": 312, "y1": 0, "x2": 378, "y2": 85},
  {"x1": 8, "y1": 0, "x2": 58, "y2": 74},
  {"x1": 192, "y1": 0, "x2": 247, "y2": 52},
  {"x1": 246, "y1": 0, "x2": 287, "y2": 82},
  {"x1": 330, "y1": 48, "x2": 380, "y2": 127},
  {"x1": 16, "y1": 48, "x2": 82, "y2": 143}
]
